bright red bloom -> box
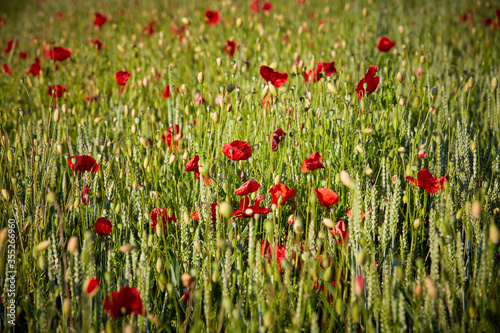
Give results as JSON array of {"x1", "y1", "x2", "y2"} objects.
[
  {"x1": 305, "y1": 61, "x2": 337, "y2": 83},
  {"x1": 406, "y1": 167, "x2": 448, "y2": 194},
  {"x1": 186, "y1": 155, "x2": 200, "y2": 179},
  {"x1": 171, "y1": 24, "x2": 186, "y2": 40},
  {"x1": 260, "y1": 65, "x2": 288, "y2": 88},
  {"x1": 48, "y1": 85, "x2": 68, "y2": 99},
  {"x1": 85, "y1": 278, "x2": 100, "y2": 296},
  {"x1": 143, "y1": 20, "x2": 156, "y2": 35},
  {"x1": 271, "y1": 128, "x2": 285, "y2": 152},
  {"x1": 355, "y1": 66, "x2": 379, "y2": 100},
  {"x1": 162, "y1": 124, "x2": 182, "y2": 152},
  {"x1": 4, "y1": 40, "x2": 16, "y2": 54},
  {"x1": 232, "y1": 195, "x2": 270, "y2": 218},
  {"x1": 250, "y1": 0, "x2": 260, "y2": 12},
  {"x1": 301, "y1": 151, "x2": 325, "y2": 173},
  {"x1": 91, "y1": 39, "x2": 103, "y2": 51},
  {"x1": 270, "y1": 184, "x2": 296, "y2": 209},
  {"x1": 191, "y1": 202, "x2": 218, "y2": 221},
  {"x1": 94, "y1": 217, "x2": 112, "y2": 237},
  {"x1": 262, "y1": 2, "x2": 273, "y2": 11},
  {"x1": 81, "y1": 184, "x2": 90, "y2": 205},
  {"x1": 115, "y1": 71, "x2": 131, "y2": 86},
  {"x1": 235, "y1": 179, "x2": 261, "y2": 196},
  {"x1": 19, "y1": 51, "x2": 27, "y2": 59},
  {"x1": 49, "y1": 46, "x2": 72, "y2": 62},
  {"x1": 418, "y1": 151, "x2": 426, "y2": 159},
  {"x1": 222, "y1": 140, "x2": 252, "y2": 161},
  {"x1": 3, "y1": 64, "x2": 12, "y2": 76},
  {"x1": 150, "y1": 207, "x2": 176, "y2": 230},
  {"x1": 94, "y1": 13, "x2": 107, "y2": 27},
  {"x1": 103, "y1": 286, "x2": 145, "y2": 318},
  {"x1": 260, "y1": 240, "x2": 286, "y2": 271},
  {"x1": 68, "y1": 155, "x2": 99, "y2": 173},
  {"x1": 331, "y1": 219, "x2": 349, "y2": 245},
  {"x1": 205, "y1": 10, "x2": 220, "y2": 26},
  {"x1": 346, "y1": 208, "x2": 365, "y2": 219},
  {"x1": 377, "y1": 37, "x2": 395, "y2": 52},
  {"x1": 224, "y1": 40, "x2": 238, "y2": 57},
  {"x1": 28, "y1": 58, "x2": 41, "y2": 76},
  {"x1": 163, "y1": 85, "x2": 171, "y2": 98},
  {"x1": 314, "y1": 188, "x2": 339, "y2": 207}
]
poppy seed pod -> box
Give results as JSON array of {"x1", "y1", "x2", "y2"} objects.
[
  {"x1": 197, "y1": 72, "x2": 204, "y2": 84},
  {"x1": 227, "y1": 83, "x2": 235, "y2": 93},
  {"x1": 431, "y1": 86, "x2": 438, "y2": 98}
]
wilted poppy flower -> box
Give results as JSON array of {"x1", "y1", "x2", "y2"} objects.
[
  {"x1": 186, "y1": 155, "x2": 200, "y2": 179},
  {"x1": 355, "y1": 66, "x2": 379, "y2": 100},
  {"x1": 346, "y1": 208, "x2": 365, "y2": 219},
  {"x1": 81, "y1": 184, "x2": 89, "y2": 205},
  {"x1": 205, "y1": 10, "x2": 220, "y2": 26},
  {"x1": 377, "y1": 37, "x2": 395, "y2": 52},
  {"x1": 4, "y1": 40, "x2": 16, "y2": 54},
  {"x1": 232, "y1": 195, "x2": 270, "y2": 218},
  {"x1": 262, "y1": 2, "x2": 273, "y2": 10},
  {"x1": 94, "y1": 217, "x2": 112, "y2": 236},
  {"x1": 271, "y1": 128, "x2": 285, "y2": 151},
  {"x1": 115, "y1": 71, "x2": 131, "y2": 86},
  {"x1": 215, "y1": 93, "x2": 225, "y2": 106},
  {"x1": 195, "y1": 92, "x2": 206, "y2": 105},
  {"x1": 260, "y1": 65, "x2": 288, "y2": 88},
  {"x1": 301, "y1": 151, "x2": 325, "y2": 173},
  {"x1": 261, "y1": 240, "x2": 286, "y2": 271},
  {"x1": 270, "y1": 184, "x2": 296, "y2": 209},
  {"x1": 163, "y1": 85, "x2": 171, "y2": 98},
  {"x1": 28, "y1": 58, "x2": 41, "y2": 76},
  {"x1": 235, "y1": 179, "x2": 261, "y2": 196},
  {"x1": 3, "y1": 64, "x2": 12, "y2": 76},
  {"x1": 84, "y1": 278, "x2": 100, "y2": 297},
  {"x1": 406, "y1": 167, "x2": 448, "y2": 194},
  {"x1": 222, "y1": 140, "x2": 252, "y2": 161},
  {"x1": 143, "y1": 20, "x2": 156, "y2": 35},
  {"x1": 191, "y1": 202, "x2": 218, "y2": 221},
  {"x1": 48, "y1": 85, "x2": 68, "y2": 99},
  {"x1": 103, "y1": 286, "x2": 145, "y2": 318},
  {"x1": 19, "y1": 51, "x2": 27, "y2": 59},
  {"x1": 91, "y1": 39, "x2": 103, "y2": 51},
  {"x1": 314, "y1": 188, "x2": 339, "y2": 207},
  {"x1": 162, "y1": 124, "x2": 182, "y2": 152},
  {"x1": 331, "y1": 219, "x2": 349, "y2": 245},
  {"x1": 150, "y1": 207, "x2": 176, "y2": 230},
  {"x1": 224, "y1": 40, "x2": 238, "y2": 57},
  {"x1": 49, "y1": 46, "x2": 72, "y2": 62},
  {"x1": 94, "y1": 13, "x2": 107, "y2": 27},
  {"x1": 68, "y1": 155, "x2": 99, "y2": 173}
]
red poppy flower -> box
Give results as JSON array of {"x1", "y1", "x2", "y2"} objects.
[
  {"x1": 3, "y1": 64, "x2": 12, "y2": 76},
  {"x1": 162, "y1": 124, "x2": 182, "y2": 152},
  {"x1": 195, "y1": 92, "x2": 206, "y2": 105},
  {"x1": 224, "y1": 40, "x2": 238, "y2": 57},
  {"x1": 270, "y1": 184, "x2": 296, "y2": 209},
  {"x1": 301, "y1": 151, "x2": 325, "y2": 173},
  {"x1": 331, "y1": 219, "x2": 349, "y2": 245},
  {"x1": 497, "y1": 9, "x2": 500, "y2": 24},
  {"x1": 418, "y1": 150, "x2": 426, "y2": 159},
  {"x1": 49, "y1": 46, "x2": 72, "y2": 62},
  {"x1": 205, "y1": 10, "x2": 220, "y2": 26},
  {"x1": 4, "y1": 40, "x2": 16, "y2": 54},
  {"x1": 235, "y1": 179, "x2": 261, "y2": 196},
  {"x1": 262, "y1": 2, "x2": 273, "y2": 11},
  {"x1": 232, "y1": 195, "x2": 270, "y2": 218},
  {"x1": 271, "y1": 128, "x2": 285, "y2": 152},
  {"x1": 260, "y1": 65, "x2": 288, "y2": 88},
  {"x1": 355, "y1": 66, "x2": 379, "y2": 100},
  {"x1": 85, "y1": 278, "x2": 100, "y2": 296},
  {"x1": 81, "y1": 184, "x2": 90, "y2": 205},
  {"x1": 56, "y1": 12, "x2": 64, "y2": 19},
  {"x1": 186, "y1": 155, "x2": 200, "y2": 179},
  {"x1": 483, "y1": 18, "x2": 493, "y2": 27},
  {"x1": 406, "y1": 167, "x2": 448, "y2": 194},
  {"x1": 19, "y1": 51, "x2": 27, "y2": 59},
  {"x1": 103, "y1": 286, "x2": 145, "y2": 318},
  {"x1": 171, "y1": 24, "x2": 186, "y2": 41},
  {"x1": 85, "y1": 95, "x2": 99, "y2": 102},
  {"x1": 67, "y1": 155, "x2": 99, "y2": 173},
  {"x1": 115, "y1": 71, "x2": 131, "y2": 86},
  {"x1": 48, "y1": 85, "x2": 68, "y2": 99},
  {"x1": 377, "y1": 37, "x2": 395, "y2": 52},
  {"x1": 150, "y1": 207, "x2": 176, "y2": 230},
  {"x1": 94, "y1": 13, "x2": 107, "y2": 27},
  {"x1": 143, "y1": 20, "x2": 156, "y2": 35},
  {"x1": 346, "y1": 208, "x2": 365, "y2": 219},
  {"x1": 94, "y1": 217, "x2": 112, "y2": 236},
  {"x1": 91, "y1": 39, "x2": 103, "y2": 51},
  {"x1": 163, "y1": 85, "x2": 171, "y2": 98},
  {"x1": 222, "y1": 140, "x2": 252, "y2": 161},
  {"x1": 314, "y1": 188, "x2": 339, "y2": 207},
  {"x1": 191, "y1": 202, "x2": 218, "y2": 221},
  {"x1": 305, "y1": 61, "x2": 337, "y2": 83},
  {"x1": 260, "y1": 240, "x2": 286, "y2": 271},
  {"x1": 28, "y1": 58, "x2": 41, "y2": 76},
  {"x1": 250, "y1": 0, "x2": 260, "y2": 12}
]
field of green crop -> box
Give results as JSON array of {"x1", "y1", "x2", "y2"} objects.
[{"x1": 0, "y1": 0, "x2": 500, "y2": 331}]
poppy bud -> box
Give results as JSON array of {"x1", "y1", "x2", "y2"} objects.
[
  {"x1": 216, "y1": 58, "x2": 222, "y2": 67},
  {"x1": 340, "y1": 171, "x2": 353, "y2": 188},
  {"x1": 120, "y1": 244, "x2": 133, "y2": 253},
  {"x1": 356, "y1": 250, "x2": 366, "y2": 265},
  {"x1": 115, "y1": 203, "x2": 121, "y2": 214},
  {"x1": 226, "y1": 103, "x2": 233, "y2": 112},
  {"x1": 396, "y1": 72, "x2": 403, "y2": 83},
  {"x1": 261, "y1": 85, "x2": 269, "y2": 99},
  {"x1": 169, "y1": 154, "x2": 176, "y2": 165},
  {"x1": 143, "y1": 156, "x2": 149, "y2": 169},
  {"x1": 322, "y1": 218, "x2": 335, "y2": 229},
  {"x1": 0, "y1": 228, "x2": 7, "y2": 244},
  {"x1": 53, "y1": 108, "x2": 60, "y2": 122},
  {"x1": 413, "y1": 218, "x2": 420, "y2": 229},
  {"x1": 139, "y1": 137, "x2": 148, "y2": 147},
  {"x1": 67, "y1": 236, "x2": 78, "y2": 254},
  {"x1": 236, "y1": 17, "x2": 242, "y2": 27},
  {"x1": 123, "y1": 104, "x2": 129, "y2": 116},
  {"x1": 327, "y1": 82, "x2": 338, "y2": 95},
  {"x1": 61, "y1": 104, "x2": 67, "y2": 114},
  {"x1": 490, "y1": 223, "x2": 499, "y2": 244},
  {"x1": 398, "y1": 25, "x2": 404, "y2": 34},
  {"x1": 131, "y1": 108, "x2": 136, "y2": 118},
  {"x1": 472, "y1": 200, "x2": 481, "y2": 218},
  {"x1": 131, "y1": 125, "x2": 137, "y2": 134},
  {"x1": 132, "y1": 180, "x2": 139, "y2": 191},
  {"x1": 492, "y1": 77, "x2": 498, "y2": 91},
  {"x1": 197, "y1": 72, "x2": 204, "y2": 84},
  {"x1": 362, "y1": 7, "x2": 368, "y2": 17},
  {"x1": 181, "y1": 84, "x2": 189, "y2": 93},
  {"x1": 212, "y1": 112, "x2": 219, "y2": 124},
  {"x1": 355, "y1": 145, "x2": 364, "y2": 154},
  {"x1": 424, "y1": 276, "x2": 437, "y2": 299},
  {"x1": 397, "y1": 147, "x2": 406, "y2": 153},
  {"x1": 219, "y1": 201, "x2": 232, "y2": 219},
  {"x1": 467, "y1": 77, "x2": 474, "y2": 89},
  {"x1": 398, "y1": 97, "x2": 406, "y2": 106},
  {"x1": 46, "y1": 192, "x2": 56, "y2": 203},
  {"x1": 274, "y1": 175, "x2": 281, "y2": 185},
  {"x1": 470, "y1": 141, "x2": 477, "y2": 150},
  {"x1": 63, "y1": 298, "x2": 71, "y2": 317},
  {"x1": 292, "y1": 65, "x2": 298, "y2": 75}
]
